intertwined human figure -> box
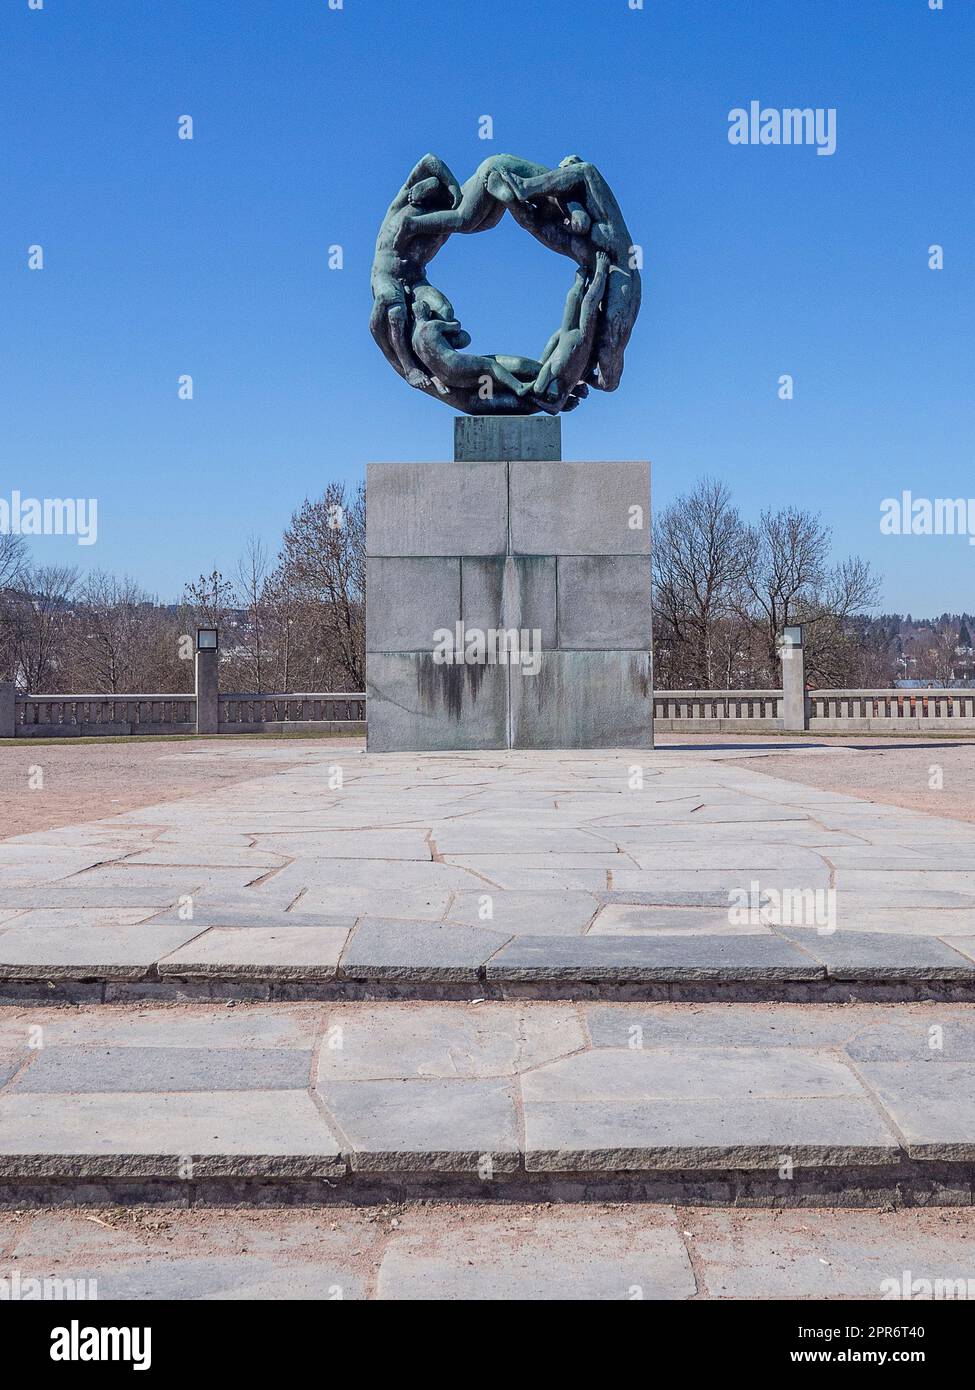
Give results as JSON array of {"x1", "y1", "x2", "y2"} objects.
[{"x1": 369, "y1": 153, "x2": 641, "y2": 415}]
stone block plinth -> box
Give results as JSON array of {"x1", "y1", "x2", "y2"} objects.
[
  {"x1": 366, "y1": 423, "x2": 652, "y2": 752},
  {"x1": 454, "y1": 415, "x2": 561, "y2": 462}
]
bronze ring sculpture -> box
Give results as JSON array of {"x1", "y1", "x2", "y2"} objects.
[{"x1": 369, "y1": 154, "x2": 642, "y2": 416}]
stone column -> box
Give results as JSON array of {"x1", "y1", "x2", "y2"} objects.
[
  {"x1": 195, "y1": 648, "x2": 219, "y2": 734},
  {"x1": 0, "y1": 682, "x2": 16, "y2": 739},
  {"x1": 780, "y1": 625, "x2": 809, "y2": 732}
]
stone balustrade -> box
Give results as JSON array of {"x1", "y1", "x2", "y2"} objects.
[
  {"x1": 218, "y1": 693, "x2": 366, "y2": 734},
  {"x1": 1, "y1": 685, "x2": 364, "y2": 738},
  {"x1": 2, "y1": 681, "x2": 972, "y2": 738}
]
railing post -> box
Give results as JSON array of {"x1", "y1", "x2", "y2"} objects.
[
  {"x1": 0, "y1": 682, "x2": 15, "y2": 738},
  {"x1": 779, "y1": 625, "x2": 809, "y2": 732},
  {"x1": 194, "y1": 628, "x2": 219, "y2": 734}
]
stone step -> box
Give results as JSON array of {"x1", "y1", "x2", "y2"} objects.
[
  {"x1": 2, "y1": 999, "x2": 974, "y2": 1206},
  {"x1": 3, "y1": 925, "x2": 974, "y2": 1003}
]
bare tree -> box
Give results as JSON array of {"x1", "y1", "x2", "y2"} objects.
[
  {"x1": 927, "y1": 625, "x2": 961, "y2": 687},
  {"x1": 234, "y1": 535, "x2": 271, "y2": 691},
  {"x1": 72, "y1": 572, "x2": 157, "y2": 693},
  {"x1": 8, "y1": 565, "x2": 79, "y2": 690},
  {"x1": 0, "y1": 534, "x2": 28, "y2": 590},
  {"x1": 182, "y1": 569, "x2": 235, "y2": 630},
  {"x1": 0, "y1": 534, "x2": 30, "y2": 677},
  {"x1": 653, "y1": 478, "x2": 752, "y2": 687},
  {"x1": 744, "y1": 507, "x2": 830, "y2": 668},
  {"x1": 276, "y1": 481, "x2": 365, "y2": 689},
  {"x1": 743, "y1": 507, "x2": 879, "y2": 683}
]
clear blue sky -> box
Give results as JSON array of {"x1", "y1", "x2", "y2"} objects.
[{"x1": 3, "y1": 0, "x2": 971, "y2": 612}]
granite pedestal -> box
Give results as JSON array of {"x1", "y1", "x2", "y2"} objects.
[{"x1": 366, "y1": 418, "x2": 653, "y2": 752}]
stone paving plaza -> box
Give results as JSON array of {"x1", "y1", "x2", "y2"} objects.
[
  {"x1": 1, "y1": 743, "x2": 975, "y2": 993},
  {"x1": 1, "y1": 741, "x2": 975, "y2": 1225}
]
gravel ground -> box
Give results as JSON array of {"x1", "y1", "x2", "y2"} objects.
[
  {"x1": 714, "y1": 737, "x2": 975, "y2": 826},
  {"x1": 0, "y1": 737, "x2": 362, "y2": 841}
]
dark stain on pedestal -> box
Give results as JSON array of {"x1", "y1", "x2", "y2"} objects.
[{"x1": 417, "y1": 659, "x2": 486, "y2": 720}]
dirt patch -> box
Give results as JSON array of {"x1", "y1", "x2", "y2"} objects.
[
  {"x1": 0, "y1": 737, "x2": 362, "y2": 841},
  {"x1": 735, "y1": 740, "x2": 975, "y2": 825}
]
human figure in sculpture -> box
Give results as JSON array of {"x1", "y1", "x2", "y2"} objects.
[
  {"x1": 402, "y1": 154, "x2": 556, "y2": 240},
  {"x1": 411, "y1": 301, "x2": 541, "y2": 402},
  {"x1": 369, "y1": 155, "x2": 465, "y2": 387},
  {"x1": 532, "y1": 252, "x2": 611, "y2": 413},
  {"x1": 497, "y1": 157, "x2": 641, "y2": 391}
]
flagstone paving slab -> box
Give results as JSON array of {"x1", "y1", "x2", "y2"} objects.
[
  {"x1": 0, "y1": 848, "x2": 115, "y2": 887},
  {"x1": 519, "y1": 1046, "x2": 901, "y2": 1169},
  {"x1": 4, "y1": 1005, "x2": 320, "y2": 1050},
  {"x1": 120, "y1": 846, "x2": 289, "y2": 870},
  {"x1": 434, "y1": 827, "x2": 615, "y2": 855},
  {"x1": 610, "y1": 870, "x2": 835, "y2": 894},
  {"x1": 589, "y1": 904, "x2": 774, "y2": 936},
  {"x1": 622, "y1": 847, "x2": 827, "y2": 870},
  {"x1": 486, "y1": 933, "x2": 823, "y2": 982},
  {"x1": 320, "y1": 1077, "x2": 521, "y2": 1172},
  {"x1": 585, "y1": 1002, "x2": 862, "y2": 1050},
  {"x1": 10, "y1": 1046, "x2": 313, "y2": 1093},
  {"x1": 852, "y1": 1062, "x2": 975, "y2": 1159},
  {"x1": 522, "y1": 1097, "x2": 901, "y2": 1170},
  {"x1": 779, "y1": 929, "x2": 975, "y2": 981},
  {"x1": 836, "y1": 870, "x2": 975, "y2": 893},
  {"x1": 340, "y1": 917, "x2": 508, "y2": 981},
  {"x1": 267, "y1": 859, "x2": 480, "y2": 896},
  {"x1": 294, "y1": 887, "x2": 454, "y2": 921},
  {"x1": 250, "y1": 830, "x2": 434, "y2": 860},
  {"x1": 597, "y1": 889, "x2": 732, "y2": 908},
  {"x1": 523, "y1": 1045, "x2": 866, "y2": 1102},
  {"x1": 0, "y1": 1091, "x2": 342, "y2": 1177},
  {"x1": 317, "y1": 1002, "x2": 586, "y2": 1079},
  {"x1": 443, "y1": 889, "x2": 598, "y2": 936},
  {"x1": 0, "y1": 923, "x2": 207, "y2": 979},
  {"x1": 145, "y1": 907, "x2": 357, "y2": 931},
  {"x1": 684, "y1": 1208, "x2": 975, "y2": 1299},
  {"x1": 843, "y1": 1015, "x2": 975, "y2": 1061},
  {"x1": 0, "y1": 886, "x2": 186, "y2": 911},
  {"x1": 51, "y1": 1255, "x2": 370, "y2": 1301},
  {"x1": 377, "y1": 1207, "x2": 694, "y2": 1300},
  {"x1": 158, "y1": 926, "x2": 350, "y2": 979},
  {"x1": 0, "y1": 908, "x2": 156, "y2": 929},
  {"x1": 61, "y1": 866, "x2": 261, "y2": 893},
  {"x1": 590, "y1": 821, "x2": 864, "y2": 846},
  {"x1": 828, "y1": 910, "x2": 975, "y2": 937},
  {"x1": 443, "y1": 852, "x2": 627, "y2": 873},
  {"x1": 832, "y1": 888, "x2": 975, "y2": 911},
  {"x1": 455, "y1": 867, "x2": 611, "y2": 891}
]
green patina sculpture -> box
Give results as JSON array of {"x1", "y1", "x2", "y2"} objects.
[{"x1": 369, "y1": 154, "x2": 641, "y2": 415}]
